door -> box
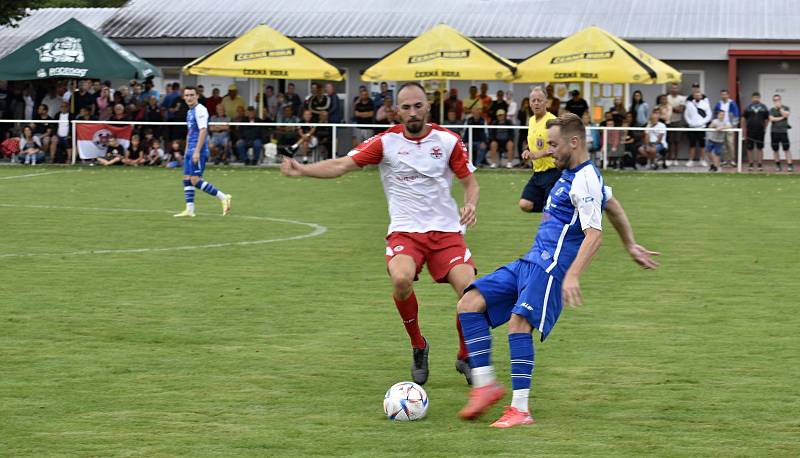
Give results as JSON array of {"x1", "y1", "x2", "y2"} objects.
[{"x1": 760, "y1": 74, "x2": 800, "y2": 160}]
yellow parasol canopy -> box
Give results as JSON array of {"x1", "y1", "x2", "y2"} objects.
[
  {"x1": 361, "y1": 24, "x2": 516, "y2": 82},
  {"x1": 514, "y1": 26, "x2": 680, "y2": 84},
  {"x1": 183, "y1": 24, "x2": 344, "y2": 81}
]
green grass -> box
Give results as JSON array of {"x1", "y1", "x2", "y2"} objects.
[{"x1": 1, "y1": 166, "x2": 798, "y2": 457}]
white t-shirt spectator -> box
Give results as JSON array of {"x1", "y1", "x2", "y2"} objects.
[
  {"x1": 646, "y1": 121, "x2": 668, "y2": 148},
  {"x1": 667, "y1": 94, "x2": 686, "y2": 124},
  {"x1": 57, "y1": 112, "x2": 70, "y2": 137}
]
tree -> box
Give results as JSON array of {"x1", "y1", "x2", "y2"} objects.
[{"x1": 0, "y1": 0, "x2": 30, "y2": 27}]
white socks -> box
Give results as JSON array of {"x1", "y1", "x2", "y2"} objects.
[
  {"x1": 471, "y1": 366, "x2": 496, "y2": 388},
  {"x1": 512, "y1": 389, "x2": 530, "y2": 412}
]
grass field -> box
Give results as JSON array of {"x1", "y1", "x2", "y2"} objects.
[{"x1": 1, "y1": 165, "x2": 798, "y2": 457}]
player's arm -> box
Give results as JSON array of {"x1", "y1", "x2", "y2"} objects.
[
  {"x1": 458, "y1": 174, "x2": 479, "y2": 227},
  {"x1": 562, "y1": 228, "x2": 602, "y2": 308},
  {"x1": 193, "y1": 128, "x2": 207, "y2": 162},
  {"x1": 281, "y1": 155, "x2": 359, "y2": 178},
  {"x1": 563, "y1": 174, "x2": 605, "y2": 307},
  {"x1": 604, "y1": 197, "x2": 660, "y2": 269}
]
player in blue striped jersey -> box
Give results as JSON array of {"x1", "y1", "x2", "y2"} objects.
[
  {"x1": 456, "y1": 113, "x2": 660, "y2": 427},
  {"x1": 174, "y1": 86, "x2": 232, "y2": 217}
]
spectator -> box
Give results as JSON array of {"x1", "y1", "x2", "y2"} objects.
[
  {"x1": 205, "y1": 87, "x2": 222, "y2": 116},
  {"x1": 655, "y1": 94, "x2": 672, "y2": 126},
  {"x1": 143, "y1": 96, "x2": 162, "y2": 139},
  {"x1": 545, "y1": 84, "x2": 560, "y2": 116},
  {"x1": 488, "y1": 90, "x2": 508, "y2": 122},
  {"x1": 684, "y1": 86, "x2": 712, "y2": 167},
  {"x1": 146, "y1": 138, "x2": 164, "y2": 166},
  {"x1": 209, "y1": 103, "x2": 231, "y2": 165},
  {"x1": 666, "y1": 82, "x2": 686, "y2": 166},
  {"x1": 463, "y1": 85, "x2": 481, "y2": 116},
  {"x1": 582, "y1": 111, "x2": 601, "y2": 156},
  {"x1": 275, "y1": 93, "x2": 292, "y2": 123},
  {"x1": 315, "y1": 110, "x2": 333, "y2": 157},
  {"x1": 517, "y1": 96, "x2": 533, "y2": 151},
  {"x1": 375, "y1": 96, "x2": 394, "y2": 123},
  {"x1": 606, "y1": 116, "x2": 623, "y2": 169},
  {"x1": 22, "y1": 84, "x2": 35, "y2": 120},
  {"x1": 324, "y1": 83, "x2": 343, "y2": 123},
  {"x1": 19, "y1": 125, "x2": 43, "y2": 165},
  {"x1": 196, "y1": 85, "x2": 207, "y2": 106},
  {"x1": 221, "y1": 84, "x2": 245, "y2": 119},
  {"x1": 620, "y1": 116, "x2": 637, "y2": 169},
  {"x1": 90, "y1": 80, "x2": 101, "y2": 95},
  {"x1": 95, "y1": 136, "x2": 124, "y2": 166},
  {"x1": 352, "y1": 88, "x2": 375, "y2": 147},
  {"x1": 162, "y1": 82, "x2": 181, "y2": 121},
  {"x1": 117, "y1": 85, "x2": 133, "y2": 106},
  {"x1": 478, "y1": 83, "x2": 492, "y2": 120},
  {"x1": 639, "y1": 111, "x2": 668, "y2": 170},
  {"x1": 109, "y1": 104, "x2": 128, "y2": 123},
  {"x1": 285, "y1": 83, "x2": 303, "y2": 118},
  {"x1": 445, "y1": 110, "x2": 462, "y2": 135},
  {"x1": 606, "y1": 96, "x2": 626, "y2": 125},
  {"x1": 163, "y1": 139, "x2": 183, "y2": 167},
  {"x1": 51, "y1": 101, "x2": 71, "y2": 163},
  {"x1": 308, "y1": 83, "x2": 329, "y2": 121},
  {"x1": 275, "y1": 105, "x2": 299, "y2": 155},
  {"x1": 444, "y1": 88, "x2": 463, "y2": 120},
  {"x1": 714, "y1": 89, "x2": 741, "y2": 167},
  {"x1": 96, "y1": 86, "x2": 112, "y2": 116},
  {"x1": 41, "y1": 87, "x2": 62, "y2": 117},
  {"x1": 769, "y1": 94, "x2": 793, "y2": 172},
  {"x1": 430, "y1": 91, "x2": 442, "y2": 124},
  {"x1": 565, "y1": 90, "x2": 589, "y2": 118},
  {"x1": 131, "y1": 82, "x2": 143, "y2": 105},
  {"x1": 260, "y1": 85, "x2": 278, "y2": 121},
  {"x1": 744, "y1": 91, "x2": 769, "y2": 171},
  {"x1": 464, "y1": 106, "x2": 489, "y2": 166},
  {"x1": 505, "y1": 90, "x2": 518, "y2": 124},
  {"x1": 488, "y1": 109, "x2": 515, "y2": 168},
  {"x1": 289, "y1": 109, "x2": 318, "y2": 164},
  {"x1": 705, "y1": 109, "x2": 730, "y2": 172},
  {"x1": 72, "y1": 80, "x2": 95, "y2": 116},
  {"x1": 168, "y1": 90, "x2": 188, "y2": 144},
  {"x1": 235, "y1": 106, "x2": 265, "y2": 165},
  {"x1": 122, "y1": 134, "x2": 146, "y2": 166},
  {"x1": 31, "y1": 104, "x2": 54, "y2": 155},
  {"x1": 139, "y1": 79, "x2": 160, "y2": 105},
  {"x1": 630, "y1": 90, "x2": 649, "y2": 127},
  {"x1": 97, "y1": 105, "x2": 112, "y2": 121},
  {"x1": 372, "y1": 81, "x2": 393, "y2": 110}
]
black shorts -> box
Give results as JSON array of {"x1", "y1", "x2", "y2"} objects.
[
  {"x1": 771, "y1": 132, "x2": 790, "y2": 151},
  {"x1": 521, "y1": 168, "x2": 561, "y2": 213},
  {"x1": 745, "y1": 131, "x2": 765, "y2": 150},
  {"x1": 687, "y1": 130, "x2": 705, "y2": 148}
]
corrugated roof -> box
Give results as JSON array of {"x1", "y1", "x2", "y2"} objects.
[
  {"x1": 0, "y1": 8, "x2": 118, "y2": 58},
  {"x1": 100, "y1": 0, "x2": 800, "y2": 41}
]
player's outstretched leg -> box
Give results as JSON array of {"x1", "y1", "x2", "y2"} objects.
[
  {"x1": 174, "y1": 178, "x2": 196, "y2": 217},
  {"x1": 194, "y1": 179, "x2": 232, "y2": 216},
  {"x1": 457, "y1": 289, "x2": 505, "y2": 420},
  {"x1": 491, "y1": 316, "x2": 535, "y2": 428}
]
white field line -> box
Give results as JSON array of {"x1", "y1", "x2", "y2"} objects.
[
  {"x1": 0, "y1": 170, "x2": 79, "y2": 180},
  {"x1": 0, "y1": 204, "x2": 327, "y2": 258}
]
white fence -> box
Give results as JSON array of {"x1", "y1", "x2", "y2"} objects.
[{"x1": 1, "y1": 119, "x2": 745, "y2": 172}]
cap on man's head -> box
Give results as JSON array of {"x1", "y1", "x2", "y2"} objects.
[{"x1": 228, "y1": 84, "x2": 238, "y2": 91}]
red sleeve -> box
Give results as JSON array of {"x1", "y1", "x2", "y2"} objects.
[
  {"x1": 348, "y1": 133, "x2": 383, "y2": 167},
  {"x1": 448, "y1": 137, "x2": 472, "y2": 179}
]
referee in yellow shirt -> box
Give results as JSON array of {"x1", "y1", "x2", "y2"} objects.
[{"x1": 520, "y1": 87, "x2": 560, "y2": 213}]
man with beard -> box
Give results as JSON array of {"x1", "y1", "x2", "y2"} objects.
[
  {"x1": 281, "y1": 82, "x2": 480, "y2": 386},
  {"x1": 456, "y1": 113, "x2": 659, "y2": 428}
]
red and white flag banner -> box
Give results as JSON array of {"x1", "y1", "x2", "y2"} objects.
[{"x1": 76, "y1": 123, "x2": 132, "y2": 159}]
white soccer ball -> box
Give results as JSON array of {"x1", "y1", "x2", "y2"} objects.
[{"x1": 383, "y1": 381, "x2": 429, "y2": 421}]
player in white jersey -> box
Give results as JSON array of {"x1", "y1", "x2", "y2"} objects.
[{"x1": 281, "y1": 82, "x2": 480, "y2": 386}]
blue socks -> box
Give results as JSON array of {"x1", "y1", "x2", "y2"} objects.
[
  {"x1": 509, "y1": 332, "x2": 534, "y2": 412},
  {"x1": 458, "y1": 312, "x2": 496, "y2": 387}
]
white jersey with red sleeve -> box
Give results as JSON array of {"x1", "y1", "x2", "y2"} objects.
[{"x1": 348, "y1": 123, "x2": 476, "y2": 234}]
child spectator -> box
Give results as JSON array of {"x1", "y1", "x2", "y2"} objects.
[
  {"x1": 96, "y1": 136, "x2": 124, "y2": 166},
  {"x1": 706, "y1": 109, "x2": 730, "y2": 172},
  {"x1": 19, "y1": 126, "x2": 43, "y2": 165},
  {"x1": 123, "y1": 134, "x2": 146, "y2": 166},
  {"x1": 146, "y1": 138, "x2": 164, "y2": 166}
]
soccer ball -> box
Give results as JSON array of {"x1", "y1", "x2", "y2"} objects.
[{"x1": 383, "y1": 381, "x2": 429, "y2": 421}]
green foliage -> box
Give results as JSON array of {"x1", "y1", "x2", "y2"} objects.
[{"x1": 1, "y1": 166, "x2": 798, "y2": 457}]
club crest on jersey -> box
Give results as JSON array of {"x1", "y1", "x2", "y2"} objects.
[
  {"x1": 430, "y1": 146, "x2": 443, "y2": 159},
  {"x1": 536, "y1": 138, "x2": 544, "y2": 149}
]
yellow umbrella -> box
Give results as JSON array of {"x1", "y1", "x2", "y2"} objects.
[
  {"x1": 184, "y1": 24, "x2": 344, "y2": 118},
  {"x1": 361, "y1": 24, "x2": 516, "y2": 82},
  {"x1": 515, "y1": 26, "x2": 680, "y2": 84},
  {"x1": 183, "y1": 24, "x2": 344, "y2": 81}
]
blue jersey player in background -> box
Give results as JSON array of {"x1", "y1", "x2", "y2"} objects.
[
  {"x1": 456, "y1": 113, "x2": 660, "y2": 428},
  {"x1": 174, "y1": 86, "x2": 232, "y2": 217}
]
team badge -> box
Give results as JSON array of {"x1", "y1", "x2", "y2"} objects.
[
  {"x1": 536, "y1": 138, "x2": 544, "y2": 149},
  {"x1": 430, "y1": 146, "x2": 443, "y2": 159}
]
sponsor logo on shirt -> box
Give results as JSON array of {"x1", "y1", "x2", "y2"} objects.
[
  {"x1": 540, "y1": 251, "x2": 551, "y2": 260},
  {"x1": 396, "y1": 175, "x2": 420, "y2": 182},
  {"x1": 520, "y1": 302, "x2": 534, "y2": 311},
  {"x1": 583, "y1": 196, "x2": 594, "y2": 202}
]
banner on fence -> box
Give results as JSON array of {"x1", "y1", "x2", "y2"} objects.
[{"x1": 76, "y1": 123, "x2": 132, "y2": 159}]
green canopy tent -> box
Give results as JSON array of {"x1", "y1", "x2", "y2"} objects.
[{"x1": 0, "y1": 18, "x2": 158, "y2": 80}]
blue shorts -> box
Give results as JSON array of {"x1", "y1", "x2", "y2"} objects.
[
  {"x1": 466, "y1": 259, "x2": 562, "y2": 341},
  {"x1": 184, "y1": 150, "x2": 208, "y2": 176},
  {"x1": 706, "y1": 140, "x2": 723, "y2": 155}
]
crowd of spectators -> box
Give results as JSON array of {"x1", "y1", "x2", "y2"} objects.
[{"x1": 0, "y1": 78, "x2": 792, "y2": 172}]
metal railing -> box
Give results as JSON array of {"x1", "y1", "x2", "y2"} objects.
[{"x1": 1, "y1": 119, "x2": 746, "y2": 172}]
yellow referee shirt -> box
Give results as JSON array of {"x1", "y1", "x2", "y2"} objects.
[{"x1": 527, "y1": 112, "x2": 557, "y2": 172}]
